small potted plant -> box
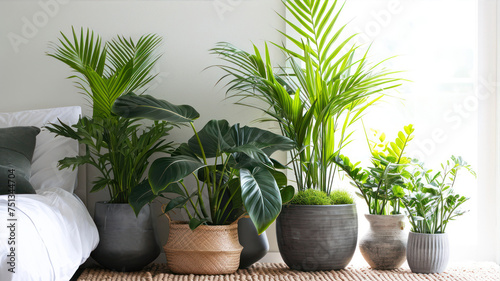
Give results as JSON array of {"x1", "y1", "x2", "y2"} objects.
[
  {"x1": 402, "y1": 156, "x2": 475, "y2": 274},
  {"x1": 112, "y1": 93, "x2": 295, "y2": 275},
  {"x1": 276, "y1": 189, "x2": 357, "y2": 271},
  {"x1": 334, "y1": 125, "x2": 414, "y2": 270}
]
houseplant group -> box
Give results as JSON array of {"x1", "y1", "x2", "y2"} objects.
[
  {"x1": 46, "y1": 28, "x2": 170, "y2": 271},
  {"x1": 45, "y1": 0, "x2": 477, "y2": 276},
  {"x1": 212, "y1": 0, "x2": 402, "y2": 271}
]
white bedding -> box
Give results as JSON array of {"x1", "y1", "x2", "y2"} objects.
[{"x1": 0, "y1": 187, "x2": 99, "y2": 281}]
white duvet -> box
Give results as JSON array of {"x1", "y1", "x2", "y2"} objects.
[{"x1": 0, "y1": 187, "x2": 99, "y2": 281}]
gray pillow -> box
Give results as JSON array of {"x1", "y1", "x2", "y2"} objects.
[{"x1": 0, "y1": 126, "x2": 40, "y2": 195}]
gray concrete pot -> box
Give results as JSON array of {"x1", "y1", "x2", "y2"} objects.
[
  {"x1": 238, "y1": 217, "x2": 269, "y2": 269},
  {"x1": 407, "y1": 232, "x2": 450, "y2": 274},
  {"x1": 91, "y1": 202, "x2": 160, "y2": 272},
  {"x1": 359, "y1": 214, "x2": 407, "y2": 270},
  {"x1": 276, "y1": 204, "x2": 358, "y2": 271}
]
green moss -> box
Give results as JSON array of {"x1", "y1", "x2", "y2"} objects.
[
  {"x1": 290, "y1": 189, "x2": 332, "y2": 205},
  {"x1": 330, "y1": 189, "x2": 354, "y2": 205}
]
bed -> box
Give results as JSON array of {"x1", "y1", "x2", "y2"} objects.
[{"x1": 0, "y1": 106, "x2": 99, "y2": 281}]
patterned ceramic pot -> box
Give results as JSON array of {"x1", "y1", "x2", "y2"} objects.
[
  {"x1": 407, "y1": 232, "x2": 450, "y2": 273},
  {"x1": 359, "y1": 214, "x2": 407, "y2": 270}
]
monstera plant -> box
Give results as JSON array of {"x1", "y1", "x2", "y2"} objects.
[{"x1": 112, "y1": 93, "x2": 295, "y2": 234}]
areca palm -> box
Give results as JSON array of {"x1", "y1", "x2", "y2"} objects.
[
  {"x1": 46, "y1": 28, "x2": 172, "y2": 203},
  {"x1": 212, "y1": 0, "x2": 403, "y2": 194},
  {"x1": 47, "y1": 27, "x2": 162, "y2": 118}
]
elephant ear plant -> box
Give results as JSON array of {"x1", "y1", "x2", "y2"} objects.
[
  {"x1": 112, "y1": 93, "x2": 295, "y2": 234},
  {"x1": 402, "y1": 156, "x2": 476, "y2": 234}
]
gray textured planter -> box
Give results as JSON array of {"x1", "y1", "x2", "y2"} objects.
[
  {"x1": 238, "y1": 217, "x2": 269, "y2": 269},
  {"x1": 359, "y1": 214, "x2": 407, "y2": 270},
  {"x1": 276, "y1": 204, "x2": 358, "y2": 271},
  {"x1": 91, "y1": 202, "x2": 160, "y2": 272},
  {"x1": 407, "y1": 232, "x2": 450, "y2": 274}
]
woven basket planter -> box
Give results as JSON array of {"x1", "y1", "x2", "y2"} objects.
[{"x1": 164, "y1": 221, "x2": 243, "y2": 275}]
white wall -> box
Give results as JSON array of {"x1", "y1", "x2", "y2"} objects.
[{"x1": 0, "y1": 0, "x2": 286, "y2": 256}]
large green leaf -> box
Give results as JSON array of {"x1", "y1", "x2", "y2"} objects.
[
  {"x1": 239, "y1": 168, "x2": 282, "y2": 234},
  {"x1": 112, "y1": 92, "x2": 200, "y2": 123},
  {"x1": 225, "y1": 124, "x2": 295, "y2": 156},
  {"x1": 187, "y1": 119, "x2": 230, "y2": 158},
  {"x1": 148, "y1": 155, "x2": 205, "y2": 194},
  {"x1": 226, "y1": 144, "x2": 274, "y2": 168},
  {"x1": 129, "y1": 180, "x2": 184, "y2": 216}
]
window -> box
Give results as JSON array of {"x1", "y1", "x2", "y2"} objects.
[{"x1": 287, "y1": 0, "x2": 499, "y2": 262}]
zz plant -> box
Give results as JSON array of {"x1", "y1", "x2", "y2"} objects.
[
  {"x1": 212, "y1": 0, "x2": 403, "y2": 196},
  {"x1": 402, "y1": 156, "x2": 476, "y2": 234},
  {"x1": 112, "y1": 93, "x2": 295, "y2": 233},
  {"x1": 334, "y1": 125, "x2": 414, "y2": 215}
]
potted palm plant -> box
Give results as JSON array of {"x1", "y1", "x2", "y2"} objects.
[
  {"x1": 402, "y1": 156, "x2": 475, "y2": 274},
  {"x1": 46, "y1": 28, "x2": 171, "y2": 271},
  {"x1": 211, "y1": 0, "x2": 403, "y2": 271},
  {"x1": 334, "y1": 125, "x2": 414, "y2": 269},
  {"x1": 112, "y1": 93, "x2": 295, "y2": 274}
]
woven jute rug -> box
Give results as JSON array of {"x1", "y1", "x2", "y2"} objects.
[{"x1": 77, "y1": 262, "x2": 500, "y2": 281}]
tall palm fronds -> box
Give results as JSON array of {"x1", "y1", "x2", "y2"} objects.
[
  {"x1": 212, "y1": 0, "x2": 403, "y2": 194},
  {"x1": 47, "y1": 27, "x2": 162, "y2": 118},
  {"x1": 46, "y1": 28, "x2": 172, "y2": 203}
]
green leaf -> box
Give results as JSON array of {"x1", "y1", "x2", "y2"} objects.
[
  {"x1": 189, "y1": 218, "x2": 208, "y2": 230},
  {"x1": 90, "y1": 177, "x2": 113, "y2": 193},
  {"x1": 128, "y1": 180, "x2": 157, "y2": 216},
  {"x1": 239, "y1": 167, "x2": 282, "y2": 234},
  {"x1": 163, "y1": 196, "x2": 190, "y2": 213},
  {"x1": 227, "y1": 178, "x2": 243, "y2": 210},
  {"x1": 187, "y1": 119, "x2": 230, "y2": 158},
  {"x1": 269, "y1": 169, "x2": 287, "y2": 187},
  {"x1": 148, "y1": 155, "x2": 205, "y2": 194},
  {"x1": 225, "y1": 123, "x2": 295, "y2": 156},
  {"x1": 227, "y1": 144, "x2": 273, "y2": 167},
  {"x1": 112, "y1": 92, "x2": 200, "y2": 123},
  {"x1": 280, "y1": 185, "x2": 295, "y2": 204},
  {"x1": 392, "y1": 185, "x2": 405, "y2": 198}
]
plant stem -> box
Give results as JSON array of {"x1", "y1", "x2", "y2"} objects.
[{"x1": 180, "y1": 181, "x2": 204, "y2": 219}]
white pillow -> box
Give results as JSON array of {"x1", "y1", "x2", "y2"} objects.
[{"x1": 0, "y1": 106, "x2": 81, "y2": 192}]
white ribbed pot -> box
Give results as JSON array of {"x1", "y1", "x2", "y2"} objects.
[{"x1": 407, "y1": 232, "x2": 450, "y2": 274}]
